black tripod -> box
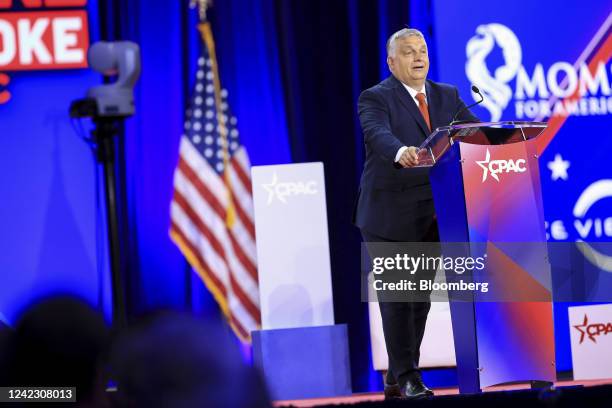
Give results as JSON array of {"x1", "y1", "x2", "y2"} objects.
[{"x1": 90, "y1": 116, "x2": 127, "y2": 329}]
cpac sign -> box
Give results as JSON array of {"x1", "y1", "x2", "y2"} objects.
[
  {"x1": 476, "y1": 148, "x2": 526, "y2": 182},
  {"x1": 569, "y1": 304, "x2": 612, "y2": 380},
  {"x1": 0, "y1": 0, "x2": 89, "y2": 104},
  {"x1": 573, "y1": 314, "x2": 612, "y2": 344},
  {"x1": 262, "y1": 173, "x2": 318, "y2": 204},
  {"x1": 465, "y1": 23, "x2": 611, "y2": 121}
]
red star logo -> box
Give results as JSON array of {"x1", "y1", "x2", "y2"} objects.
[{"x1": 573, "y1": 314, "x2": 595, "y2": 344}]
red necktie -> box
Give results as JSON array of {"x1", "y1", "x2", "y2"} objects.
[{"x1": 415, "y1": 92, "x2": 431, "y2": 132}]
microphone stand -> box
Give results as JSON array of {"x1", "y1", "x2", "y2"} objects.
[{"x1": 450, "y1": 86, "x2": 484, "y2": 126}]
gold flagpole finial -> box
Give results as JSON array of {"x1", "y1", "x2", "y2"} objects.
[{"x1": 189, "y1": 0, "x2": 211, "y2": 21}]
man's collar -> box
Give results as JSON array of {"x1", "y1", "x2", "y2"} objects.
[
  {"x1": 401, "y1": 82, "x2": 426, "y2": 99},
  {"x1": 389, "y1": 75, "x2": 427, "y2": 98}
]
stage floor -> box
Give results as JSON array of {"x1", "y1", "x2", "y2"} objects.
[{"x1": 274, "y1": 379, "x2": 612, "y2": 407}]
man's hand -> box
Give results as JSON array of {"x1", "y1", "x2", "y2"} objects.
[{"x1": 398, "y1": 146, "x2": 420, "y2": 168}]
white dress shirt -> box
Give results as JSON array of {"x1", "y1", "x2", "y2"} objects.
[{"x1": 394, "y1": 83, "x2": 427, "y2": 163}]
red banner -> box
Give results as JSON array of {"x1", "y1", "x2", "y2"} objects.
[{"x1": 0, "y1": 10, "x2": 89, "y2": 70}]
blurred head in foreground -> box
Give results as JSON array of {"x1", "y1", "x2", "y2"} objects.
[
  {"x1": 109, "y1": 312, "x2": 271, "y2": 408},
  {"x1": 2, "y1": 296, "x2": 110, "y2": 406}
]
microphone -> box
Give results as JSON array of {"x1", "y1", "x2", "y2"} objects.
[{"x1": 450, "y1": 85, "x2": 483, "y2": 125}]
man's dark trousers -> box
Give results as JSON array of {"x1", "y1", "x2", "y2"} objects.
[{"x1": 361, "y1": 220, "x2": 439, "y2": 387}]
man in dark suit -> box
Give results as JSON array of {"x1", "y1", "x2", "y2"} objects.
[{"x1": 354, "y1": 28, "x2": 478, "y2": 399}]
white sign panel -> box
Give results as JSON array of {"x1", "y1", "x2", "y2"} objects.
[
  {"x1": 369, "y1": 301, "x2": 456, "y2": 370},
  {"x1": 252, "y1": 162, "x2": 334, "y2": 330},
  {"x1": 569, "y1": 303, "x2": 612, "y2": 380},
  {"x1": 369, "y1": 270, "x2": 456, "y2": 370}
]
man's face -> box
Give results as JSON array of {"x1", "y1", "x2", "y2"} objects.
[{"x1": 387, "y1": 35, "x2": 429, "y2": 89}]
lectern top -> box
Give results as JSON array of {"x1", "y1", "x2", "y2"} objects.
[{"x1": 415, "y1": 121, "x2": 547, "y2": 167}]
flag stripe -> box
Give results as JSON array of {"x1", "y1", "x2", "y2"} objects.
[
  {"x1": 173, "y1": 190, "x2": 228, "y2": 266},
  {"x1": 227, "y1": 215, "x2": 257, "y2": 264},
  {"x1": 174, "y1": 169, "x2": 229, "y2": 244},
  {"x1": 178, "y1": 157, "x2": 227, "y2": 221},
  {"x1": 228, "y1": 162, "x2": 254, "y2": 218},
  {"x1": 174, "y1": 175, "x2": 260, "y2": 306},
  {"x1": 179, "y1": 138, "x2": 229, "y2": 206},
  {"x1": 171, "y1": 202, "x2": 230, "y2": 286},
  {"x1": 230, "y1": 149, "x2": 253, "y2": 195},
  {"x1": 229, "y1": 189, "x2": 256, "y2": 240},
  {"x1": 171, "y1": 206, "x2": 258, "y2": 327},
  {"x1": 170, "y1": 222, "x2": 227, "y2": 299},
  {"x1": 230, "y1": 312, "x2": 250, "y2": 340},
  {"x1": 233, "y1": 148, "x2": 253, "y2": 182},
  {"x1": 229, "y1": 272, "x2": 261, "y2": 324},
  {"x1": 228, "y1": 229, "x2": 258, "y2": 281},
  {"x1": 170, "y1": 221, "x2": 255, "y2": 338}
]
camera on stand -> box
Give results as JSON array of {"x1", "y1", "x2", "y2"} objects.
[{"x1": 70, "y1": 41, "x2": 141, "y2": 329}]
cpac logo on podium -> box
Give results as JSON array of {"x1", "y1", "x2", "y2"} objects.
[
  {"x1": 476, "y1": 148, "x2": 526, "y2": 182},
  {"x1": 262, "y1": 173, "x2": 318, "y2": 204},
  {"x1": 573, "y1": 314, "x2": 612, "y2": 344}
]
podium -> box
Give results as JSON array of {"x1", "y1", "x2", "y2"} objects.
[{"x1": 417, "y1": 122, "x2": 555, "y2": 393}]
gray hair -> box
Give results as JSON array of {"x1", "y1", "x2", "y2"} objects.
[{"x1": 386, "y1": 28, "x2": 426, "y2": 57}]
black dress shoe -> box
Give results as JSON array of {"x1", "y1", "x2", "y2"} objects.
[
  {"x1": 400, "y1": 375, "x2": 434, "y2": 399},
  {"x1": 383, "y1": 381, "x2": 402, "y2": 399}
]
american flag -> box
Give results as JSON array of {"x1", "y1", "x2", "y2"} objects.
[{"x1": 170, "y1": 23, "x2": 260, "y2": 342}]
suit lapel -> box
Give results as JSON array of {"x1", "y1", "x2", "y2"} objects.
[
  {"x1": 392, "y1": 78, "x2": 430, "y2": 137},
  {"x1": 426, "y1": 81, "x2": 443, "y2": 131}
]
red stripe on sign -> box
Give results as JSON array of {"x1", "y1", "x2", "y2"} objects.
[{"x1": 536, "y1": 31, "x2": 612, "y2": 155}]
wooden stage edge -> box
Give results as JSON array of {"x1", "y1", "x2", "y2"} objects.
[{"x1": 274, "y1": 379, "x2": 612, "y2": 407}]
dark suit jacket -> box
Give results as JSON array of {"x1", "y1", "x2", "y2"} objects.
[{"x1": 354, "y1": 75, "x2": 478, "y2": 241}]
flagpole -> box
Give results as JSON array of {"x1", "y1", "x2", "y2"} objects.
[
  {"x1": 171, "y1": 0, "x2": 260, "y2": 343},
  {"x1": 197, "y1": 23, "x2": 236, "y2": 228}
]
